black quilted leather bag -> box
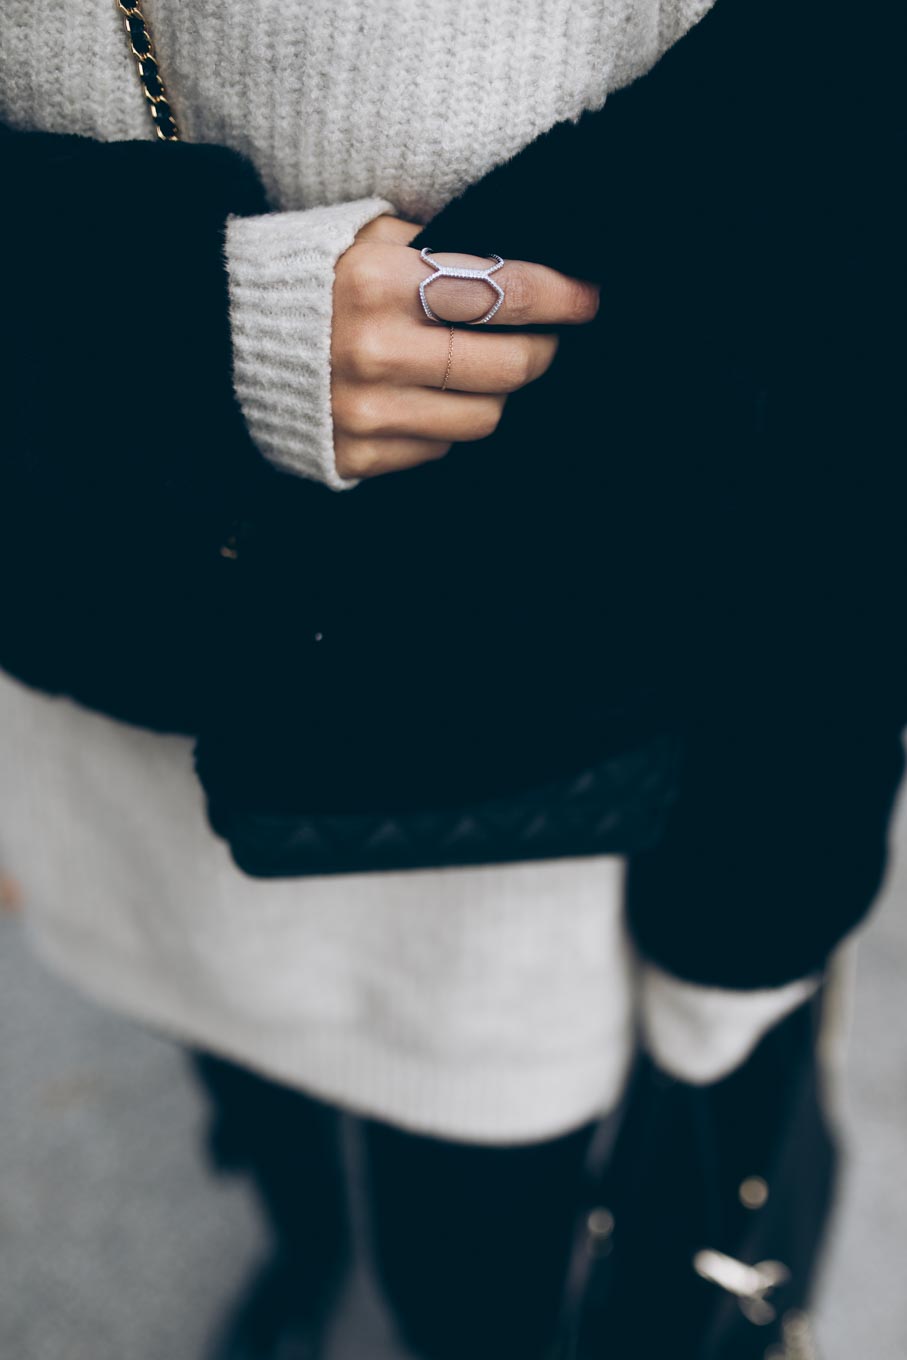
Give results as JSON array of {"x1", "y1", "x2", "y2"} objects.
[
  {"x1": 203, "y1": 730, "x2": 683, "y2": 878},
  {"x1": 100, "y1": 3, "x2": 692, "y2": 880}
]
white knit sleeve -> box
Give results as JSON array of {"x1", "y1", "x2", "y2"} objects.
[
  {"x1": 639, "y1": 963, "x2": 822, "y2": 1085},
  {"x1": 657, "y1": 0, "x2": 718, "y2": 49},
  {"x1": 224, "y1": 197, "x2": 394, "y2": 492}
]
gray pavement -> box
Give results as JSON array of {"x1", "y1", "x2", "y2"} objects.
[{"x1": 2, "y1": 790, "x2": 906, "y2": 1360}]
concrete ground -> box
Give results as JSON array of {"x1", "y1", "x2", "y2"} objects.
[{"x1": 1, "y1": 792, "x2": 905, "y2": 1360}]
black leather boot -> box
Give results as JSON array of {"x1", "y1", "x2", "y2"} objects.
[
  {"x1": 191, "y1": 1053, "x2": 352, "y2": 1360},
  {"x1": 203, "y1": 1256, "x2": 332, "y2": 1360}
]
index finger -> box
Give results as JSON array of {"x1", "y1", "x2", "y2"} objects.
[{"x1": 407, "y1": 249, "x2": 600, "y2": 327}]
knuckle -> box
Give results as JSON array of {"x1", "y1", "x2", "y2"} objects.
[
  {"x1": 471, "y1": 397, "x2": 505, "y2": 440},
  {"x1": 336, "y1": 389, "x2": 384, "y2": 437},
  {"x1": 542, "y1": 333, "x2": 561, "y2": 368},
  {"x1": 499, "y1": 336, "x2": 537, "y2": 391},
  {"x1": 349, "y1": 324, "x2": 391, "y2": 382},
  {"x1": 335, "y1": 439, "x2": 385, "y2": 479},
  {"x1": 343, "y1": 246, "x2": 390, "y2": 312},
  {"x1": 501, "y1": 264, "x2": 535, "y2": 324},
  {"x1": 426, "y1": 276, "x2": 486, "y2": 323}
]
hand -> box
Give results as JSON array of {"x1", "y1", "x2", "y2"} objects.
[{"x1": 331, "y1": 216, "x2": 600, "y2": 480}]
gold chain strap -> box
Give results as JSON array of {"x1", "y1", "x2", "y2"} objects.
[
  {"x1": 114, "y1": 2, "x2": 247, "y2": 561},
  {"x1": 115, "y1": 2, "x2": 181, "y2": 142}
]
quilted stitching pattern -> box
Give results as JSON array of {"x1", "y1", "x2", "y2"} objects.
[{"x1": 212, "y1": 733, "x2": 683, "y2": 877}]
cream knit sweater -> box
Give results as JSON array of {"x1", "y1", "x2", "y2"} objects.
[{"x1": 0, "y1": 0, "x2": 814, "y2": 1143}]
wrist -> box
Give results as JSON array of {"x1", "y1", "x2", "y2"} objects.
[{"x1": 225, "y1": 197, "x2": 395, "y2": 490}]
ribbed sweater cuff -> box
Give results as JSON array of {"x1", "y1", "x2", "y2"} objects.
[
  {"x1": 225, "y1": 197, "x2": 394, "y2": 491},
  {"x1": 639, "y1": 963, "x2": 821, "y2": 1085}
]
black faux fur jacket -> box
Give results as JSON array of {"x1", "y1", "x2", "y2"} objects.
[{"x1": 2, "y1": 0, "x2": 905, "y2": 988}]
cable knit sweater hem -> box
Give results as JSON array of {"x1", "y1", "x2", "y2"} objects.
[
  {"x1": 25, "y1": 909, "x2": 634, "y2": 1145},
  {"x1": 225, "y1": 197, "x2": 394, "y2": 491}
]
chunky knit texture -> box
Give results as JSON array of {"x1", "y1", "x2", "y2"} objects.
[
  {"x1": 0, "y1": 0, "x2": 714, "y2": 492},
  {"x1": 225, "y1": 200, "x2": 392, "y2": 487},
  {"x1": 0, "y1": 0, "x2": 825, "y2": 1139}
]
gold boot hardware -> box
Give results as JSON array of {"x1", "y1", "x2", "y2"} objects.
[
  {"x1": 584, "y1": 1206, "x2": 615, "y2": 1257},
  {"x1": 692, "y1": 1248, "x2": 791, "y2": 1326}
]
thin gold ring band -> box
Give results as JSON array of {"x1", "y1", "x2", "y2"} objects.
[{"x1": 440, "y1": 325, "x2": 455, "y2": 391}]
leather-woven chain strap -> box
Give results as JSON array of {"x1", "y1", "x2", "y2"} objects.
[
  {"x1": 115, "y1": 2, "x2": 245, "y2": 562},
  {"x1": 115, "y1": 2, "x2": 181, "y2": 141}
]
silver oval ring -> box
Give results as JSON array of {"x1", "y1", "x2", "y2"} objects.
[{"x1": 418, "y1": 247, "x2": 506, "y2": 325}]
